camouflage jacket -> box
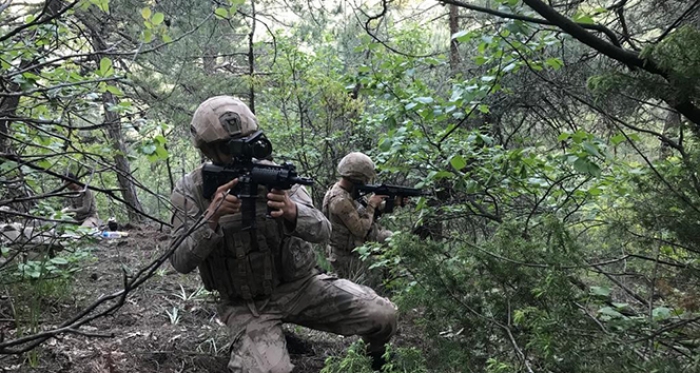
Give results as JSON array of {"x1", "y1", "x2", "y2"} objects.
[
  {"x1": 65, "y1": 189, "x2": 97, "y2": 223},
  {"x1": 322, "y1": 182, "x2": 379, "y2": 254},
  {"x1": 169, "y1": 162, "x2": 330, "y2": 301}
]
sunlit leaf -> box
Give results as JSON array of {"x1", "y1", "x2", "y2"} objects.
[
  {"x1": 152, "y1": 12, "x2": 165, "y2": 25},
  {"x1": 141, "y1": 7, "x2": 152, "y2": 19},
  {"x1": 450, "y1": 155, "x2": 467, "y2": 171}
]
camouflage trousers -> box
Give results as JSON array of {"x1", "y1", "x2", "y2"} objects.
[
  {"x1": 217, "y1": 273, "x2": 398, "y2": 373},
  {"x1": 328, "y1": 249, "x2": 371, "y2": 284},
  {"x1": 328, "y1": 241, "x2": 390, "y2": 288}
]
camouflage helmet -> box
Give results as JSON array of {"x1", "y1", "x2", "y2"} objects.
[
  {"x1": 190, "y1": 96, "x2": 258, "y2": 151},
  {"x1": 337, "y1": 152, "x2": 375, "y2": 184}
]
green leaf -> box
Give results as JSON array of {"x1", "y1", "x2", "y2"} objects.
[
  {"x1": 573, "y1": 157, "x2": 589, "y2": 174},
  {"x1": 105, "y1": 85, "x2": 122, "y2": 95},
  {"x1": 502, "y1": 62, "x2": 517, "y2": 73},
  {"x1": 545, "y1": 57, "x2": 564, "y2": 70},
  {"x1": 588, "y1": 162, "x2": 602, "y2": 177},
  {"x1": 478, "y1": 104, "x2": 490, "y2": 114},
  {"x1": 474, "y1": 56, "x2": 488, "y2": 66},
  {"x1": 162, "y1": 33, "x2": 173, "y2": 43},
  {"x1": 50, "y1": 257, "x2": 69, "y2": 265},
  {"x1": 142, "y1": 29, "x2": 153, "y2": 43},
  {"x1": 652, "y1": 306, "x2": 672, "y2": 320},
  {"x1": 557, "y1": 133, "x2": 571, "y2": 141},
  {"x1": 152, "y1": 12, "x2": 165, "y2": 25},
  {"x1": 141, "y1": 143, "x2": 157, "y2": 155},
  {"x1": 99, "y1": 57, "x2": 112, "y2": 76},
  {"x1": 452, "y1": 30, "x2": 473, "y2": 42},
  {"x1": 583, "y1": 142, "x2": 601, "y2": 157},
  {"x1": 590, "y1": 286, "x2": 611, "y2": 297},
  {"x1": 141, "y1": 7, "x2": 152, "y2": 19},
  {"x1": 214, "y1": 7, "x2": 229, "y2": 18},
  {"x1": 37, "y1": 159, "x2": 51, "y2": 169},
  {"x1": 598, "y1": 306, "x2": 625, "y2": 318},
  {"x1": 415, "y1": 97, "x2": 433, "y2": 104},
  {"x1": 450, "y1": 155, "x2": 467, "y2": 171},
  {"x1": 574, "y1": 13, "x2": 595, "y2": 24},
  {"x1": 610, "y1": 134, "x2": 625, "y2": 145},
  {"x1": 379, "y1": 138, "x2": 391, "y2": 152},
  {"x1": 571, "y1": 130, "x2": 588, "y2": 143},
  {"x1": 155, "y1": 146, "x2": 169, "y2": 159}
]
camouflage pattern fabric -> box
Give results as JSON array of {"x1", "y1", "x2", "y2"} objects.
[
  {"x1": 322, "y1": 182, "x2": 392, "y2": 280},
  {"x1": 169, "y1": 162, "x2": 328, "y2": 297},
  {"x1": 170, "y1": 162, "x2": 398, "y2": 372},
  {"x1": 218, "y1": 273, "x2": 397, "y2": 373},
  {"x1": 65, "y1": 189, "x2": 98, "y2": 226}
]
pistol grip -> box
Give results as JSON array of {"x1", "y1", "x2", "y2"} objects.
[{"x1": 384, "y1": 198, "x2": 395, "y2": 214}]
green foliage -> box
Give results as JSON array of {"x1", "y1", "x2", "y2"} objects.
[{"x1": 322, "y1": 341, "x2": 428, "y2": 373}]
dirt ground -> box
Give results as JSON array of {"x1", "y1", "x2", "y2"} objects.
[{"x1": 0, "y1": 228, "x2": 385, "y2": 373}]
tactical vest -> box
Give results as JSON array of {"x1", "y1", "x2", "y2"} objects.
[
  {"x1": 183, "y1": 164, "x2": 317, "y2": 301},
  {"x1": 322, "y1": 183, "x2": 365, "y2": 254}
]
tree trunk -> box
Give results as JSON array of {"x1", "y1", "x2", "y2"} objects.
[
  {"x1": 0, "y1": 93, "x2": 20, "y2": 156},
  {"x1": 660, "y1": 108, "x2": 681, "y2": 159},
  {"x1": 102, "y1": 91, "x2": 144, "y2": 223},
  {"x1": 448, "y1": 4, "x2": 460, "y2": 73},
  {"x1": 80, "y1": 16, "x2": 145, "y2": 223},
  {"x1": 0, "y1": 59, "x2": 37, "y2": 214}
]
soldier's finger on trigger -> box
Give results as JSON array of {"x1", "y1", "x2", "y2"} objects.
[
  {"x1": 215, "y1": 178, "x2": 239, "y2": 196},
  {"x1": 224, "y1": 178, "x2": 239, "y2": 189}
]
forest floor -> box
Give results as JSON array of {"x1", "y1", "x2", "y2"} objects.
[{"x1": 1, "y1": 227, "x2": 411, "y2": 373}]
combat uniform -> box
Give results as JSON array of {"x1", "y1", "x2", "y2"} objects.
[
  {"x1": 322, "y1": 183, "x2": 392, "y2": 280},
  {"x1": 65, "y1": 189, "x2": 98, "y2": 228},
  {"x1": 170, "y1": 164, "x2": 397, "y2": 373}
]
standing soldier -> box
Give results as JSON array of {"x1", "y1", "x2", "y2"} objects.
[
  {"x1": 169, "y1": 96, "x2": 397, "y2": 373},
  {"x1": 322, "y1": 152, "x2": 394, "y2": 281},
  {"x1": 62, "y1": 172, "x2": 99, "y2": 228}
]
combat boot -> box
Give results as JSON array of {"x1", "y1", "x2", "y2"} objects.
[{"x1": 367, "y1": 347, "x2": 393, "y2": 371}]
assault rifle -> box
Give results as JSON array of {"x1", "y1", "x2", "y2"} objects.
[
  {"x1": 201, "y1": 130, "x2": 313, "y2": 229},
  {"x1": 356, "y1": 183, "x2": 429, "y2": 214}
]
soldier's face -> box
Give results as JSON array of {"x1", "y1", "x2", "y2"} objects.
[{"x1": 204, "y1": 143, "x2": 235, "y2": 165}]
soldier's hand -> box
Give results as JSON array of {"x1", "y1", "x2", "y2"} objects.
[
  {"x1": 267, "y1": 189, "x2": 297, "y2": 221},
  {"x1": 205, "y1": 178, "x2": 241, "y2": 229},
  {"x1": 397, "y1": 196, "x2": 409, "y2": 208},
  {"x1": 368, "y1": 194, "x2": 388, "y2": 209}
]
